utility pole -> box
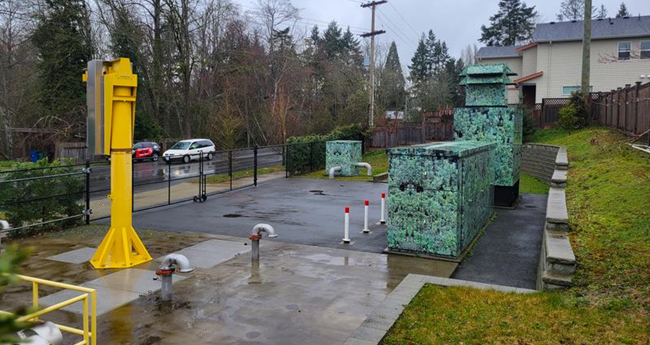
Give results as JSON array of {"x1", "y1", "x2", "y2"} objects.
[
  {"x1": 361, "y1": 0, "x2": 387, "y2": 128},
  {"x1": 581, "y1": 0, "x2": 592, "y2": 97}
]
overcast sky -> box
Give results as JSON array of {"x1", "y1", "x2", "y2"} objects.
[{"x1": 231, "y1": 0, "x2": 650, "y2": 70}]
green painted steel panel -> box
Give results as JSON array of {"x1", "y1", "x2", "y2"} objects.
[
  {"x1": 454, "y1": 107, "x2": 523, "y2": 187},
  {"x1": 387, "y1": 141, "x2": 495, "y2": 258},
  {"x1": 326, "y1": 140, "x2": 362, "y2": 176}
]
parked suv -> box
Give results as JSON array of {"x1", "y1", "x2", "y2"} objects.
[
  {"x1": 133, "y1": 141, "x2": 161, "y2": 162},
  {"x1": 163, "y1": 139, "x2": 216, "y2": 163}
]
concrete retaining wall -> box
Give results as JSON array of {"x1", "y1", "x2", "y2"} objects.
[
  {"x1": 522, "y1": 144, "x2": 560, "y2": 184},
  {"x1": 537, "y1": 145, "x2": 576, "y2": 291}
]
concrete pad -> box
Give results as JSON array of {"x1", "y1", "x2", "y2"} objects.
[
  {"x1": 85, "y1": 268, "x2": 185, "y2": 294},
  {"x1": 46, "y1": 247, "x2": 96, "y2": 264},
  {"x1": 39, "y1": 268, "x2": 186, "y2": 316},
  {"x1": 39, "y1": 285, "x2": 141, "y2": 316},
  {"x1": 155, "y1": 239, "x2": 250, "y2": 269}
]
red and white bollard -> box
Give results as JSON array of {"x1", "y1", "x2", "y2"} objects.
[
  {"x1": 380, "y1": 193, "x2": 386, "y2": 224},
  {"x1": 362, "y1": 200, "x2": 370, "y2": 233},
  {"x1": 343, "y1": 206, "x2": 351, "y2": 244}
]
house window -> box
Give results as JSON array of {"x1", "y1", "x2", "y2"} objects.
[
  {"x1": 563, "y1": 86, "x2": 593, "y2": 95},
  {"x1": 641, "y1": 41, "x2": 650, "y2": 59},
  {"x1": 618, "y1": 42, "x2": 631, "y2": 60}
]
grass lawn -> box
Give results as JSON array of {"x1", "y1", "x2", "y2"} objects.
[
  {"x1": 299, "y1": 149, "x2": 388, "y2": 181},
  {"x1": 382, "y1": 127, "x2": 650, "y2": 345},
  {"x1": 0, "y1": 161, "x2": 17, "y2": 170},
  {"x1": 202, "y1": 165, "x2": 284, "y2": 184},
  {"x1": 519, "y1": 172, "x2": 549, "y2": 194}
]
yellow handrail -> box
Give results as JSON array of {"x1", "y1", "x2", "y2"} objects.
[{"x1": 0, "y1": 274, "x2": 97, "y2": 345}]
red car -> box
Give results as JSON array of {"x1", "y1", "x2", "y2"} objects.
[{"x1": 133, "y1": 141, "x2": 161, "y2": 162}]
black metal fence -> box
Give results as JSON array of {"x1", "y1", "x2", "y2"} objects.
[{"x1": 0, "y1": 145, "x2": 286, "y2": 237}]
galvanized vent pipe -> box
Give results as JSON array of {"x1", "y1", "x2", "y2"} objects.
[
  {"x1": 249, "y1": 224, "x2": 278, "y2": 261},
  {"x1": 14, "y1": 321, "x2": 63, "y2": 345},
  {"x1": 156, "y1": 254, "x2": 193, "y2": 302},
  {"x1": 354, "y1": 162, "x2": 372, "y2": 176},
  {"x1": 329, "y1": 166, "x2": 342, "y2": 180}
]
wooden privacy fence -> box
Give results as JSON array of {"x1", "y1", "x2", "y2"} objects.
[
  {"x1": 369, "y1": 109, "x2": 454, "y2": 148},
  {"x1": 593, "y1": 82, "x2": 650, "y2": 137}
]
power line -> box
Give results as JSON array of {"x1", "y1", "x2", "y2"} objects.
[
  {"x1": 388, "y1": 2, "x2": 419, "y2": 37},
  {"x1": 375, "y1": 10, "x2": 417, "y2": 49}
]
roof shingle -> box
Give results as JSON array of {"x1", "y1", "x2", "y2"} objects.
[{"x1": 534, "y1": 15, "x2": 650, "y2": 42}]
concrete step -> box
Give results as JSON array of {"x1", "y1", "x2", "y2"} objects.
[
  {"x1": 555, "y1": 146, "x2": 569, "y2": 170},
  {"x1": 545, "y1": 231, "x2": 576, "y2": 265},
  {"x1": 551, "y1": 169, "x2": 567, "y2": 188},
  {"x1": 546, "y1": 188, "x2": 569, "y2": 231},
  {"x1": 542, "y1": 270, "x2": 573, "y2": 287}
]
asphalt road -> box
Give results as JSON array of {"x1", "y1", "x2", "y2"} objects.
[{"x1": 88, "y1": 147, "x2": 284, "y2": 193}]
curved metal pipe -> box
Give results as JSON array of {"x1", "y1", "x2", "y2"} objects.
[
  {"x1": 16, "y1": 321, "x2": 63, "y2": 345},
  {"x1": 329, "y1": 166, "x2": 342, "y2": 180},
  {"x1": 251, "y1": 223, "x2": 278, "y2": 238},
  {"x1": 354, "y1": 162, "x2": 372, "y2": 176},
  {"x1": 160, "y1": 254, "x2": 194, "y2": 273}
]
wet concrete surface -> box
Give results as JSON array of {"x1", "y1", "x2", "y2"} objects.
[
  {"x1": 453, "y1": 194, "x2": 548, "y2": 289},
  {"x1": 94, "y1": 240, "x2": 456, "y2": 345},
  {"x1": 130, "y1": 178, "x2": 389, "y2": 253},
  {"x1": 2, "y1": 230, "x2": 456, "y2": 345}
]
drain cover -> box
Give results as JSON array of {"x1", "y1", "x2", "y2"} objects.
[
  {"x1": 309, "y1": 190, "x2": 326, "y2": 196},
  {"x1": 223, "y1": 214, "x2": 243, "y2": 218}
]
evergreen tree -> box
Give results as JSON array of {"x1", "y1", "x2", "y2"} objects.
[
  {"x1": 616, "y1": 2, "x2": 630, "y2": 17},
  {"x1": 341, "y1": 27, "x2": 363, "y2": 66},
  {"x1": 379, "y1": 41, "x2": 405, "y2": 110},
  {"x1": 323, "y1": 21, "x2": 343, "y2": 60},
  {"x1": 409, "y1": 34, "x2": 429, "y2": 85},
  {"x1": 32, "y1": 0, "x2": 93, "y2": 135},
  {"x1": 479, "y1": 0, "x2": 537, "y2": 46}
]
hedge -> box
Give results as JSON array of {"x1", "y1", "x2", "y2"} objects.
[
  {"x1": 0, "y1": 159, "x2": 84, "y2": 237},
  {"x1": 286, "y1": 124, "x2": 368, "y2": 176}
]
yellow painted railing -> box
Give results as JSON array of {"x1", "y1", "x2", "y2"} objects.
[{"x1": 0, "y1": 274, "x2": 97, "y2": 345}]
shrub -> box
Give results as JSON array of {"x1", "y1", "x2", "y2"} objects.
[
  {"x1": 0, "y1": 159, "x2": 84, "y2": 238},
  {"x1": 518, "y1": 105, "x2": 537, "y2": 142},
  {"x1": 558, "y1": 92, "x2": 588, "y2": 130},
  {"x1": 286, "y1": 124, "x2": 370, "y2": 175}
]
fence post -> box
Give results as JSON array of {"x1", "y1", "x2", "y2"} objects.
[
  {"x1": 634, "y1": 81, "x2": 641, "y2": 135},
  {"x1": 309, "y1": 142, "x2": 314, "y2": 173},
  {"x1": 254, "y1": 145, "x2": 258, "y2": 186},
  {"x1": 85, "y1": 160, "x2": 91, "y2": 225},
  {"x1": 228, "y1": 150, "x2": 233, "y2": 191},
  {"x1": 624, "y1": 84, "x2": 630, "y2": 133},
  {"x1": 285, "y1": 145, "x2": 289, "y2": 179},
  {"x1": 167, "y1": 160, "x2": 171, "y2": 205},
  {"x1": 541, "y1": 98, "x2": 546, "y2": 127}
]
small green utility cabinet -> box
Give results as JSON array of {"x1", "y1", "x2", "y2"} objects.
[
  {"x1": 386, "y1": 141, "x2": 495, "y2": 259},
  {"x1": 454, "y1": 63, "x2": 523, "y2": 207},
  {"x1": 326, "y1": 140, "x2": 362, "y2": 177}
]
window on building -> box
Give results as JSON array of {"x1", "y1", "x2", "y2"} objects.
[
  {"x1": 641, "y1": 41, "x2": 650, "y2": 59},
  {"x1": 618, "y1": 42, "x2": 631, "y2": 60},
  {"x1": 562, "y1": 86, "x2": 593, "y2": 95}
]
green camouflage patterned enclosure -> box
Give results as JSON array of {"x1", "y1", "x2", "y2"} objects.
[
  {"x1": 460, "y1": 63, "x2": 516, "y2": 107},
  {"x1": 387, "y1": 141, "x2": 495, "y2": 259},
  {"x1": 454, "y1": 107, "x2": 522, "y2": 186},
  {"x1": 455, "y1": 63, "x2": 523, "y2": 187},
  {"x1": 326, "y1": 140, "x2": 362, "y2": 176}
]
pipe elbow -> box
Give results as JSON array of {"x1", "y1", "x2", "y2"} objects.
[
  {"x1": 160, "y1": 254, "x2": 194, "y2": 273},
  {"x1": 355, "y1": 162, "x2": 372, "y2": 176},
  {"x1": 329, "y1": 166, "x2": 342, "y2": 180},
  {"x1": 252, "y1": 223, "x2": 278, "y2": 238}
]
